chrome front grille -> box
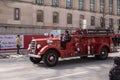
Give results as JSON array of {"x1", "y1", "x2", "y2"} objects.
[{"x1": 30, "y1": 40, "x2": 36, "y2": 53}]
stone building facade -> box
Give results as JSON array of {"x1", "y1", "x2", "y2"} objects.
[{"x1": 0, "y1": 0, "x2": 120, "y2": 34}]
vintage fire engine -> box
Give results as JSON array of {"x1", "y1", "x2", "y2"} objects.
[{"x1": 28, "y1": 29, "x2": 115, "y2": 67}]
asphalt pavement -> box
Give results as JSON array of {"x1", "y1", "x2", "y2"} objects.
[{"x1": 0, "y1": 49, "x2": 120, "y2": 80}]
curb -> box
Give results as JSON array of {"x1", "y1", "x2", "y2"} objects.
[{"x1": 0, "y1": 49, "x2": 27, "y2": 59}]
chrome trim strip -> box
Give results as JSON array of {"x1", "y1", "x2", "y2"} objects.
[{"x1": 28, "y1": 54, "x2": 41, "y2": 58}]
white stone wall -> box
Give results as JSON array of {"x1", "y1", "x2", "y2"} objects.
[{"x1": 0, "y1": 0, "x2": 119, "y2": 34}]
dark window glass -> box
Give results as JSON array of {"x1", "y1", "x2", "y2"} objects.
[
  {"x1": 36, "y1": 0, "x2": 44, "y2": 5},
  {"x1": 14, "y1": 8, "x2": 20, "y2": 20},
  {"x1": 79, "y1": 0, "x2": 84, "y2": 10},
  {"x1": 118, "y1": 19, "x2": 120, "y2": 25},
  {"x1": 91, "y1": 16, "x2": 95, "y2": 26},
  {"x1": 53, "y1": 12, "x2": 59, "y2": 23},
  {"x1": 37, "y1": 10, "x2": 44, "y2": 22},
  {"x1": 109, "y1": 0, "x2": 113, "y2": 14},
  {"x1": 66, "y1": 0, "x2": 72, "y2": 9},
  {"x1": 109, "y1": 18, "x2": 114, "y2": 28},
  {"x1": 100, "y1": 17, "x2": 105, "y2": 27},
  {"x1": 52, "y1": 0, "x2": 59, "y2": 7},
  {"x1": 100, "y1": 0, "x2": 105, "y2": 13},
  {"x1": 117, "y1": 0, "x2": 120, "y2": 16},
  {"x1": 79, "y1": 15, "x2": 84, "y2": 28},
  {"x1": 90, "y1": 0, "x2": 95, "y2": 12},
  {"x1": 67, "y1": 13, "x2": 72, "y2": 24}
]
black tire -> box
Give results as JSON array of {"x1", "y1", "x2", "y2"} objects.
[
  {"x1": 29, "y1": 57, "x2": 42, "y2": 64},
  {"x1": 95, "y1": 47, "x2": 108, "y2": 60},
  {"x1": 81, "y1": 56, "x2": 88, "y2": 59},
  {"x1": 43, "y1": 50, "x2": 58, "y2": 67}
]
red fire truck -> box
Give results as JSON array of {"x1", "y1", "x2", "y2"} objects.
[{"x1": 28, "y1": 29, "x2": 115, "y2": 67}]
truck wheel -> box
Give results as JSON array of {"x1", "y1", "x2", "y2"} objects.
[
  {"x1": 43, "y1": 50, "x2": 58, "y2": 67},
  {"x1": 29, "y1": 57, "x2": 42, "y2": 64},
  {"x1": 81, "y1": 56, "x2": 88, "y2": 59},
  {"x1": 95, "y1": 47, "x2": 108, "y2": 60}
]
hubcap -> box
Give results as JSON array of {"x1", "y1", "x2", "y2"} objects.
[
  {"x1": 49, "y1": 56, "x2": 54, "y2": 61},
  {"x1": 102, "y1": 51, "x2": 105, "y2": 55},
  {"x1": 47, "y1": 53, "x2": 56, "y2": 63}
]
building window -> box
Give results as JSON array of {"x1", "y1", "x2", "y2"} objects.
[
  {"x1": 37, "y1": 10, "x2": 44, "y2": 22},
  {"x1": 36, "y1": 0, "x2": 44, "y2": 5},
  {"x1": 14, "y1": 8, "x2": 20, "y2": 20},
  {"x1": 109, "y1": 0, "x2": 113, "y2": 15},
  {"x1": 79, "y1": 15, "x2": 84, "y2": 28},
  {"x1": 118, "y1": 19, "x2": 120, "y2": 25},
  {"x1": 91, "y1": 16, "x2": 95, "y2": 26},
  {"x1": 53, "y1": 12, "x2": 59, "y2": 23},
  {"x1": 117, "y1": 19, "x2": 120, "y2": 30},
  {"x1": 52, "y1": 0, "x2": 59, "y2": 7},
  {"x1": 79, "y1": 0, "x2": 84, "y2": 10},
  {"x1": 66, "y1": 0, "x2": 72, "y2": 9},
  {"x1": 90, "y1": 0, "x2": 95, "y2": 12},
  {"x1": 100, "y1": 17, "x2": 105, "y2": 27},
  {"x1": 100, "y1": 0, "x2": 105, "y2": 13},
  {"x1": 117, "y1": 0, "x2": 120, "y2": 16},
  {"x1": 109, "y1": 18, "x2": 114, "y2": 29},
  {"x1": 67, "y1": 13, "x2": 72, "y2": 24}
]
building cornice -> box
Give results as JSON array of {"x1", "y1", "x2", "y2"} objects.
[{"x1": 0, "y1": 23, "x2": 76, "y2": 30}]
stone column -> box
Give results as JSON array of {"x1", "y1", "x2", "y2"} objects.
[
  {"x1": 95, "y1": 0, "x2": 100, "y2": 13},
  {"x1": 84, "y1": 0, "x2": 90, "y2": 11},
  {"x1": 113, "y1": 0, "x2": 117, "y2": 15},
  {"x1": 60, "y1": 0, "x2": 66, "y2": 8}
]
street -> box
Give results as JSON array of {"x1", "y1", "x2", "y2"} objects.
[{"x1": 0, "y1": 51, "x2": 120, "y2": 80}]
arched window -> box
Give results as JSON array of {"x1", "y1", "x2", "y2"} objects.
[
  {"x1": 53, "y1": 12, "x2": 59, "y2": 23},
  {"x1": 67, "y1": 13, "x2": 72, "y2": 24},
  {"x1": 79, "y1": 15, "x2": 84, "y2": 28},
  {"x1": 37, "y1": 10, "x2": 44, "y2": 22}
]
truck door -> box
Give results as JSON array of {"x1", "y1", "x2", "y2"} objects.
[{"x1": 74, "y1": 36, "x2": 85, "y2": 55}]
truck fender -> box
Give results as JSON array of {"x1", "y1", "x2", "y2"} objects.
[
  {"x1": 38, "y1": 45, "x2": 61, "y2": 56},
  {"x1": 96, "y1": 43, "x2": 110, "y2": 54}
]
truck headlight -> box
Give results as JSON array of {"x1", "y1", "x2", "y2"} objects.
[
  {"x1": 37, "y1": 44, "x2": 41, "y2": 49},
  {"x1": 47, "y1": 40, "x2": 53, "y2": 44},
  {"x1": 27, "y1": 44, "x2": 31, "y2": 50}
]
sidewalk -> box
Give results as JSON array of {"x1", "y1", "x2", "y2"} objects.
[{"x1": 0, "y1": 49, "x2": 27, "y2": 59}]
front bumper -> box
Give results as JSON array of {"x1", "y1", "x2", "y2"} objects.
[{"x1": 28, "y1": 54, "x2": 41, "y2": 58}]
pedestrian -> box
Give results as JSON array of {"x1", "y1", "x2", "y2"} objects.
[
  {"x1": 109, "y1": 57, "x2": 120, "y2": 80},
  {"x1": 16, "y1": 35, "x2": 21, "y2": 55}
]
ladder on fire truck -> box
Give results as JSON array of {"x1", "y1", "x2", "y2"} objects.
[{"x1": 78, "y1": 29, "x2": 114, "y2": 35}]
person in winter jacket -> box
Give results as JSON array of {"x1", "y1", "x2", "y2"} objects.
[{"x1": 109, "y1": 57, "x2": 120, "y2": 80}]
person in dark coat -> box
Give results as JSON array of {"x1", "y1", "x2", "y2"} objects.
[
  {"x1": 109, "y1": 57, "x2": 120, "y2": 80},
  {"x1": 61, "y1": 30, "x2": 71, "y2": 48},
  {"x1": 61, "y1": 30, "x2": 71, "y2": 43}
]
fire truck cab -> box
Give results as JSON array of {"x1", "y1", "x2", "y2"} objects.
[{"x1": 28, "y1": 29, "x2": 115, "y2": 67}]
